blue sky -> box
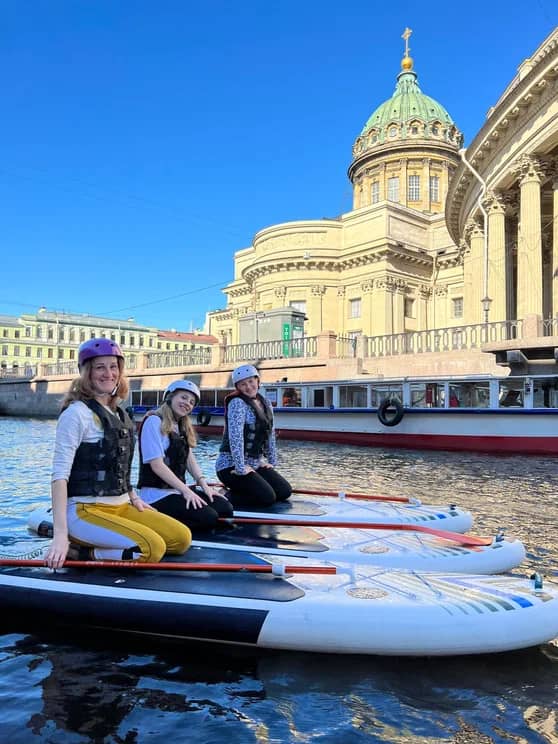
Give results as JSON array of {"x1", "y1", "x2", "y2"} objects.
[{"x1": 1, "y1": 1, "x2": 556, "y2": 332}]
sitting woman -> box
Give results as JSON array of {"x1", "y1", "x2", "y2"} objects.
[
  {"x1": 45, "y1": 339, "x2": 191, "y2": 570},
  {"x1": 138, "y1": 379, "x2": 233, "y2": 533},
  {"x1": 215, "y1": 364, "x2": 292, "y2": 509}
]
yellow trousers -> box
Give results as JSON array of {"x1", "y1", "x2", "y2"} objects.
[{"x1": 67, "y1": 501, "x2": 191, "y2": 562}]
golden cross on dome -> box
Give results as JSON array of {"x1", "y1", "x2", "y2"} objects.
[{"x1": 402, "y1": 27, "x2": 412, "y2": 57}]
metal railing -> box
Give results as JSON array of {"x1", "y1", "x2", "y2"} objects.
[
  {"x1": 364, "y1": 320, "x2": 522, "y2": 358},
  {"x1": 223, "y1": 336, "x2": 318, "y2": 364},
  {"x1": 0, "y1": 365, "x2": 37, "y2": 380},
  {"x1": 145, "y1": 350, "x2": 212, "y2": 369}
]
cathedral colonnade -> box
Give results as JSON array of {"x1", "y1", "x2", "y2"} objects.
[{"x1": 447, "y1": 28, "x2": 558, "y2": 331}]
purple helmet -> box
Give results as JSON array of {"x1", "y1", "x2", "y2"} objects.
[{"x1": 78, "y1": 338, "x2": 124, "y2": 370}]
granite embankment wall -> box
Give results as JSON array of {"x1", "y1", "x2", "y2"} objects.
[{"x1": 0, "y1": 347, "x2": 501, "y2": 418}]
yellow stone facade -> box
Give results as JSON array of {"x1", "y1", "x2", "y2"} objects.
[
  {"x1": 208, "y1": 29, "x2": 558, "y2": 350},
  {"x1": 208, "y1": 37, "x2": 468, "y2": 344}
]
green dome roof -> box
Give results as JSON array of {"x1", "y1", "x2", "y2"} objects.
[
  {"x1": 362, "y1": 69, "x2": 455, "y2": 133},
  {"x1": 353, "y1": 57, "x2": 463, "y2": 155}
]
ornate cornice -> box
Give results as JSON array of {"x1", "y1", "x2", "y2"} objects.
[{"x1": 446, "y1": 31, "x2": 558, "y2": 243}]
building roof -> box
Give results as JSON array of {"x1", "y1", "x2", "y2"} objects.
[
  {"x1": 355, "y1": 55, "x2": 462, "y2": 150},
  {"x1": 158, "y1": 330, "x2": 218, "y2": 344}
]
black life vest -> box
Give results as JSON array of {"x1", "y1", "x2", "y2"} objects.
[
  {"x1": 137, "y1": 412, "x2": 190, "y2": 489},
  {"x1": 219, "y1": 392, "x2": 273, "y2": 458},
  {"x1": 67, "y1": 399, "x2": 135, "y2": 499}
]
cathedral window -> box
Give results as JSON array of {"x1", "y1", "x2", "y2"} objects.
[
  {"x1": 349, "y1": 298, "x2": 362, "y2": 319},
  {"x1": 408, "y1": 175, "x2": 420, "y2": 201},
  {"x1": 429, "y1": 176, "x2": 440, "y2": 202},
  {"x1": 389, "y1": 126, "x2": 397, "y2": 138},
  {"x1": 388, "y1": 177, "x2": 399, "y2": 202},
  {"x1": 290, "y1": 300, "x2": 307, "y2": 314},
  {"x1": 371, "y1": 181, "x2": 380, "y2": 204},
  {"x1": 452, "y1": 297, "x2": 464, "y2": 319},
  {"x1": 404, "y1": 298, "x2": 415, "y2": 318}
]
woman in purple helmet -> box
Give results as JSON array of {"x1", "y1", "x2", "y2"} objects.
[
  {"x1": 215, "y1": 364, "x2": 292, "y2": 508},
  {"x1": 45, "y1": 338, "x2": 191, "y2": 569},
  {"x1": 137, "y1": 378, "x2": 233, "y2": 533}
]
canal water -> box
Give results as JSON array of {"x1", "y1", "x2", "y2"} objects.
[{"x1": 0, "y1": 416, "x2": 557, "y2": 743}]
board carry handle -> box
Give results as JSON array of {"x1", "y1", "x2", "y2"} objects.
[
  {"x1": 219, "y1": 518, "x2": 494, "y2": 547},
  {"x1": 0, "y1": 559, "x2": 337, "y2": 574}
]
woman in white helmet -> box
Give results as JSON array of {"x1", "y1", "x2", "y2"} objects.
[
  {"x1": 137, "y1": 379, "x2": 233, "y2": 532},
  {"x1": 215, "y1": 364, "x2": 292, "y2": 508}
]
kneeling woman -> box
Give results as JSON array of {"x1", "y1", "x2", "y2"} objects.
[
  {"x1": 138, "y1": 380, "x2": 233, "y2": 532},
  {"x1": 215, "y1": 364, "x2": 292, "y2": 509},
  {"x1": 45, "y1": 339, "x2": 191, "y2": 570}
]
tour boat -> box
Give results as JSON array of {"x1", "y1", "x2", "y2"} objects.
[
  {"x1": 27, "y1": 504, "x2": 524, "y2": 574},
  {"x1": 0, "y1": 548, "x2": 556, "y2": 656},
  {"x1": 128, "y1": 372, "x2": 558, "y2": 455}
]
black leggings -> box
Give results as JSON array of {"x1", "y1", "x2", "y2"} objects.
[
  {"x1": 217, "y1": 466, "x2": 292, "y2": 509},
  {"x1": 153, "y1": 487, "x2": 233, "y2": 534}
]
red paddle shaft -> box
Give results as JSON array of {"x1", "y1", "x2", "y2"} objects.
[
  {"x1": 219, "y1": 517, "x2": 493, "y2": 547},
  {"x1": 0, "y1": 559, "x2": 336, "y2": 574}
]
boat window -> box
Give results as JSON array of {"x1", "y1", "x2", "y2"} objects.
[
  {"x1": 264, "y1": 388, "x2": 278, "y2": 407},
  {"x1": 449, "y1": 382, "x2": 490, "y2": 408},
  {"x1": 141, "y1": 390, "x2": 160, "y2": 407},
  {"x1": 339, "y1": 385, "x2": 367, "y2": 408},
  {"x1": 498, "y1": 381, "x2": 524, "y2": 408},
  {"x1": 216, "y1": 389, "x2": 235, "y2": 406},
  {"x1": 370, "y1": 386, "x2": 403, "y2": 407},
  {"x1": 533, "y1": 378, "x2": 558, "y2": 408},
  {"x1": 309, "y1": 386, "x2": 334, "y2": 408},
  {"x1": 410, "y1": 383, "x2": 445, "y2": 408},
  {"x1": 199, "y1": 389, "x2": 216, "y2": 407},
  {"x1": 281, "y1": 387, "x2": 302, "y2": 407}
]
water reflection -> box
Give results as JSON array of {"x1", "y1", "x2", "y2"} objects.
[{"x1": 1, "y1": 628, "x2": 557, "y2": 743}]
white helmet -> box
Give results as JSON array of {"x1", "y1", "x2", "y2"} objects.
[
  {"x1": 232, "y1": 364, "x2": 259, "y2": 386},
  {"x1": 163, "y1": 379, "x2": 200, "y2": 404}
]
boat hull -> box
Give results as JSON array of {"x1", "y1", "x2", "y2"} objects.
[
  {"x1": 0, "y1": 548, "x2": 556, "y2": 656},
  {"x1": 194, "y1": 409, "x2": 558, "y2": 455}
]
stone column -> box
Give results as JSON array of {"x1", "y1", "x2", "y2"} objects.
[
  {"x1": 360, "y1": 280, "x2": 374, "y2": 335},
  {"x1": 336, "y1": 287, "x2": 346, "y2": 335},
  {"x1": 393, "y1": 281, "x2": 407, "y2": 333},
  {"x1": 379, "y1": 163, "x2": 386, "y2": 202},
  {"x1": 400, "y1": 160, "x2": 408, "y2": 206},
  {"x1": 485, "y1": 190, "x2": 507, "y2": 322},
  {"x1": 440, "y1": 161, "x2": 450, "y2": 205},
  {"x1": 310, "y1": 285, "x2": 326, "y2": 334},
  {"x1": 515, "y1": 155, "x2": 544, "y2": 319},
  {"x1": 463, "y1": 221, "x2": 484, "y2": 324},
  {"x1": 422, "y1": 158, "x2": 431, "y2": 212},
  {"x1": 371, "y1": 278, "x2": 396, "y2": 334},
  {"x1": 417, "y1": 285, "x2": 431, "y2": 330},
  {"x1": 553, "y1": 177, "x2": 558, "y2": 317}
]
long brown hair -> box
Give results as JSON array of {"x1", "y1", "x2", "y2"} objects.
[
  {"x1": 60, "y1": 358, "x2": 129, "y2": 412},
  {"x1": 145, "y1": 400, "x2": 197, "y2": 448}
]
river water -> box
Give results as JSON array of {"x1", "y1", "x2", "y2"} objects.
[{"x1": 0, "y1": 416, "x2": 557, "y2": 744}]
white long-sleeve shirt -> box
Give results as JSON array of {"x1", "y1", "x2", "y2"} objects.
[{"x1": 51, "y1": 400, "x2": 130, "y2": 505}]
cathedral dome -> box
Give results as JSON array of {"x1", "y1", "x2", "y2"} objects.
[{"x1": 352, "y1": 55, "x2": 463, "y2": 158}]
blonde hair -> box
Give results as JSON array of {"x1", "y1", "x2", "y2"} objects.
[
  {"x1": 145, "y1": 400, "x2": 197, "y2": 448},
  {"x1": 60, "y1": 358, "x2": 129, "y2": 412}
]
